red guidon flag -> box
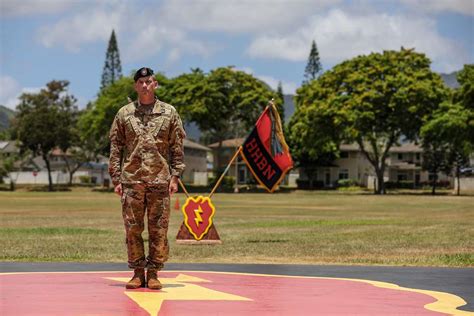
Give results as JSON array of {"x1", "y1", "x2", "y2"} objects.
[{"x1": 240, "y1": 100, "x2": 293, "y2": 192}]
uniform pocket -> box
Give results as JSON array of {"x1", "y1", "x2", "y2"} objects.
[
  {"x1": 153, "y1": 115, "x2": 170, "y2": 139},
  {"x1": 121, "y1": 193, "x2": 137, "y2": 226},
  {"x1": 126, "y1": 116, "x2": 141, "y2": 136},
  {"x1": 151, "y1": 116, "x2": 170, "y2": 155},
  {"x1": 122, "y1": 187, "x2": 144, "y2": 225},
  {"x1": 158, "y1": 197, "x2": 170, "y2": 228}
]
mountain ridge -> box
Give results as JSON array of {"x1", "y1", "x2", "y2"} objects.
[{"x1": 0, "y1": 105, "x2": 15, "y2": 132}]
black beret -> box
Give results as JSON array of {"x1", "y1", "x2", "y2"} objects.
[{"x1": 134, "y1": 67, "x2": 154, "y2": 82}]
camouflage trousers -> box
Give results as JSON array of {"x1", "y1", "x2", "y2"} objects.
[{"x1": 121, "y1": 183, "x2": 170, "y2": 270}]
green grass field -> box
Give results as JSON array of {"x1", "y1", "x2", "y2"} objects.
[{"x1": 1, "y1": 189, "x2": 473, "y2": 267}]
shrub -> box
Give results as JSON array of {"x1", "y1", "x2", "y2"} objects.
[
  {"x1": 338, "y1": 186, "x2": 364, "y2": 192},
  {"x1": 384, "y1": 181, "x2": 415, "y2": 189},
  {"x1": 79, "y1": 175, "x2": 91, "y2": 184},
  {"x1": 419, "y1": 180, "x2": 451, "y2": 188},
  {"x1": 222, "y1": 176, "x2": 235, "y2": 190},
  {"x1": 207, "y1": 175, "x2": 235, "y2": 192},
  {"x1": 337, "y1": 179, "x2": 359, "y2": 187},
  {"x1": 296, "y1": 179, "x2": 325, "y2": 189}
]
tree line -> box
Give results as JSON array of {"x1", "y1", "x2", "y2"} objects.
[
  {"x1": 1, "y1": 31, "x2": 472, "y2": 194},
  {"x1": 290, "y1": 48, "x2": 473, "y2": 194},
  {"x1": 2, "y1": 67, "x2": 283, "y2": 191}
]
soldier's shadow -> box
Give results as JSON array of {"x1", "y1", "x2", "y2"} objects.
[{"x1": 108, "y1": 283, "x2": 185, "y2": 288}]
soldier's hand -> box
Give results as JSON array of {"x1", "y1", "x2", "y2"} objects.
[
  {"x1": 169, "y1": 176, "x2": 179, "y2": 196},
  {"x1": 114, "y1": 183, "x2": 123, "y2": 196}
]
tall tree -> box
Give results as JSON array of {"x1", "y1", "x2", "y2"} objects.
[
  {"x1": 288, "y1": 97, "x2": 341, "y2": 188},
  {"x1": 101, "y1": 30, "x2": 122, "y2": 91},
  {"x1": 455, "y1": 64, "x2": 474, "y2": 147},
  {"x1": 421, "y1": 103, "x2": 471, "y2": 195},
  {"x1": 454, "y1": 64, "x2": 474, "y2": 112},
  {"x1": 166, "y1": 66, "x2": 276, "y2": 167},
  {"x1": 276, "y1": 81, "x2": 285, "y2": 123},
  {"x1": 0, "y1": 152, "x2": 19, "y2": 191},
  {"x1": 421, "y1": 64, "x2": 474, "y2": 195},
  {"x1": 277, "y1": 81, "x2": 284, "y2": 100},
  {"x1": 303, "y1": 40, "x2": 322, "y2": 84},
  {"x1": 420, "y1": 120, "x2": 452, "y2": 195},
  {"x1": 14, "y1": 81, "x2": 77, "y2": 191},
  {"x1": 290, "y1": 48, "x2": 448, "y2": 194},
  {"x1": 59, "y1": 115, "x2": 96, "y2": 186}
]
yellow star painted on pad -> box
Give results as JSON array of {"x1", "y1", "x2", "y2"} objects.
[{"x1": 105, "y1": 274, "x2": 251, "y2": 316}]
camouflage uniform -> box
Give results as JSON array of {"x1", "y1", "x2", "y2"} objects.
[{"x1": 109, "y1": 99, "x2": 185, "y2": 270}]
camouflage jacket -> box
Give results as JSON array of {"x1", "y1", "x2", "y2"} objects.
[{"x1": 108, "y1": 99, "x2": 186, "y2": 187}]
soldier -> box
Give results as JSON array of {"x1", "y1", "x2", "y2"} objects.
[{"x1": 108, "y1": 67, "x2": 185, "y2": 290}]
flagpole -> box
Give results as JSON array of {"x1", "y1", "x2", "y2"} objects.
[
  {"x1": 209, "y1": 146, "x2": 242, "y2": 198},
  {"x1": 178, "y1": 178, "x2": 190, "y2": 198}
]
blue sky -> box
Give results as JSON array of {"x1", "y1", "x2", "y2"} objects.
[{"x1": 1, "y1": 0, "x2": 473, "y2": 110}]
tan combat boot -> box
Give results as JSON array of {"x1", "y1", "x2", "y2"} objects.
[
  {"x1": 147, "y1": 268, "x2": 163, "y2": 290},
  {"x1": 126, "y1": 268, "x2": 145, "y2": 289}
]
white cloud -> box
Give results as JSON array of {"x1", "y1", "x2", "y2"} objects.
[
  {"x1": 236, "y1": 67, "x2": 297, "y2": 94},
  {"x1": 1, "y1": 0, "x2": 124, "y2": 17},
  {"x1": 19, "y1": 87, "x2": 42, "y2": 95},
  {"x1": 0, "y1": 76, "x2": 42, "y2": 109},
  {"x1": 248, "y1": 36, "x2": 307, "y2": 62},
  {"x1": 158, "y1": 0, "x2": 341, "y2": 33},
  {"x1": 0, "y1": 77, "x2": 86, "y2": 110},
  {"x1": 32, "y1": 0, "x2": 336, "y2": 58},
  {"x1": 37, "y1": 6, "x2": 124, "y2": 52},
  {"x1": 400, "y1": 0, "x2": 474, "y2": 16},
  {"x1": 35, "y1": 2, "x2": 214, "y2": 62},
  {"x1": 0, "y1": 76, "x2": 20, "y2": 104},
  {"x1": 166, "y1": 48, "x2": 182, "y2": 65},
  {"x1": 0, "y1": 0, "x2": 77, "y2": 17},
  {"x1": 247, "y1": 9, "x2": 470, "y2": 72},
  {"x1": 121, "y1": 22, "x2": 213, "y2": 64},
  {"x1": 256, "y1": 74, "x2": 297, "y2": 94},
  {"x1": 238, "y1": 67, "x2": 254, "y2": 75},
  {"x1": 27, "y1": 1, "x2": 472, "y2": 72},
  {"x1": 2, "y1": 0, "x2": 340, "y2": 27}
]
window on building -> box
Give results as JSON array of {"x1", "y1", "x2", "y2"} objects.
[
  {"x1": 397, "y1": 173, "x2": 408, "y2": 181},
  {"x1": 340, "y1": 151, "x2": 349, "y2": 158},
  {"x1": 398, "y1": 153, "x2": 404, "y2": 160},
  {"x1": 416, "y1": 153, "x2": 420, "y2": 160},
  {"x1": 338, "y1": 169, "x2": 349, "y2": 180}
]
